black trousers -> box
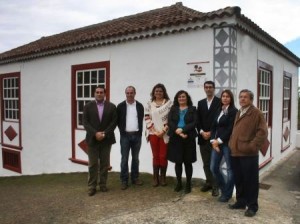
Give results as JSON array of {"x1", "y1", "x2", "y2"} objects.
[
  {"x1": 231, "y1": 155, "x2": 259, "y2": 212},
  {"x1": 200, "y1": 141, "x2": 216, "y2": 187}
]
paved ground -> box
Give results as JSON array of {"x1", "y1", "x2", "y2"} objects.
[{"x1": 0, "y1": 148, "x2": 299, "y2": 224}]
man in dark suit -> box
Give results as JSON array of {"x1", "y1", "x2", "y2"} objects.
[
  {"x1": 197, "y1": 81, "x2": 220, "y2": 196},
  {"x1": 117, "y1": 86, "x2": 144, "y2": 190},
  {"x1": 83, "y1": 86, "x2": 117, "y2": 196}
]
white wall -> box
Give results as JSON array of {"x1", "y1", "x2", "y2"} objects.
[
  {"x1": 237, "y1": 31, "x2": 299, "y2": 174},
  {"x1": 0, "y1": 27, "x2": 298, "y2": 178},
  {"x1": 0, "y1": 28, "x2": 215, "y2": 177}
]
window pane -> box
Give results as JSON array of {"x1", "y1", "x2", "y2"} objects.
[
  {"x1": 78, "y1": 114, "x2": 83, "y2": 126},
  {"x1": 84, "y1": 85, "x2": 90, "y2": 97},
  {"x1": 91, "y1": 71, "x2": 97, "y2": 83},
  {"x1": 98, "y1": 70, "x2": 105, "y2": 83},
  {"x1": 77, "y1": 72, "x2": 83, "y2": 84},
  {"x1": 84, "y1": 71, "x2": 90, "y2": 84},
  {"x1": 77, "y1": 86, "x2": 82, "y2": 98},
  {"x1": 78, "y1": 101, "x2": 84, "y2": 112}
]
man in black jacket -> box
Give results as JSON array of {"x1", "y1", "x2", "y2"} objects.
[
  {"x1": 83, "y1": 86, "x2": 117, "y2": 196},
  {"x1": 197, "y1": 81, "x2": 220, "y2": 196},
  {"x1": 117, "y1": 86, "x2": 144, "y2": 190}
]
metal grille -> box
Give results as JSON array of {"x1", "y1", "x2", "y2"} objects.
[{"x1": 2, "y1": 148, "x2": 21, "y2": 173}]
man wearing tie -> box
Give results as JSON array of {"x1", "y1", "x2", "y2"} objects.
[{"x1": 83, "y1": 86, "x2": 117, "y2": 196}]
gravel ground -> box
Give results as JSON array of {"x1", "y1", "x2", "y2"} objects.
[{"x1": 0, "y1": 149, "x2": 299, "y2": 224}]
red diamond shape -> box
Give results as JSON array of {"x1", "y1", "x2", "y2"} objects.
[
  {"x1": 78, "y1": 139, "x2": 88, "y2": 154},
  {"x1": 4, "y1": 125, "x2": 17, "y2": 141},
  {"x1": 283, "y1": 127, "x2": 290, "y2": 142}
]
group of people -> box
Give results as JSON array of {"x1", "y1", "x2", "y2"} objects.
[{"x1": 83, "y1": 81, "x2": 268, "y2": 218}]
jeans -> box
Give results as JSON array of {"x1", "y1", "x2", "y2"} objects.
[
  {"x1": 210, "y1": 144, "x2": 234, "y2": 199},
  {"x1": 120, "y1": 133, "x2": 142, "y2": 184}
]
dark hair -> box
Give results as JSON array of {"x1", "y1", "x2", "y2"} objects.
[
  {"x1": 173, "y1": 90, "x2": 193, "y2": 107},
  {"x1": 220, "y1": 89, "x2": 235, "y2": 107},
  {"x1": 94, "y1": 85, "x2": 106, "y2": 93},
  {"x1": 125, "y1": 86, "x2": 136, "y2": 93},
  {"x1": 239, "y1": 89, "x2": 254, "y2": 101},
  {"x1": 204, "y1": 81, "x2": 215, "y2": 89},
  {"x1": 150, "y1": 83, "x2": 170, "y2": 101}
]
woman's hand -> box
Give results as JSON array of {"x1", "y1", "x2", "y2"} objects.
[
  {"x1": 180, "y1": 133, "x2": 188, "y2": 139},
  {"x1": 175, "y1": 128, "x2": 183, "y2": 135},
  {"x1": 212, "y1": 139, "x2": 220, "y2": 153}
]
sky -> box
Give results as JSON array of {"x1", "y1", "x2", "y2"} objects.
[{"x1": 0, "y1": 0, "x2": 299, "y2": 58}]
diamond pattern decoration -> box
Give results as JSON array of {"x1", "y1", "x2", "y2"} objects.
[
  {"x1": 231, "y1": 29, "x2": 237, "y2": 45},
  {"x1": 283, "y1": 126, "x2": 290, "y2": 142},
  {"x1": 214, "y1": 48, "x2": 230, "y2": 67},
  {"x1": 4, "y1": 125, "x2": 18, "y2": 141},
  {"x1": 216, "y1": 29, "x2": 229, "y2": 46},
  {"x1": 78, "y1": 139, "x2": 88, "y2": 154},
  {"x1": 214, "y1": 27, "x2": 237, "y2": 94},
  {"x1": 215, "y1": 69, "x2": 229, "y2": 86}
]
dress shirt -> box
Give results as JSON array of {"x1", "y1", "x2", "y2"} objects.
[
  {"x1": 239, "y1": 105, "x2": 251, "y2": 117},
  {"x1": 96, "y1": 100, "x2": 104, "y2": 121},
  {"x1": 126, "y1": 101, "x2": 139, "y2": 132}
]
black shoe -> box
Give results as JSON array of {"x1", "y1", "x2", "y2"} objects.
[
  {"x1": 88, "y1": 188, "x2": 96, "y2": 196},
  {"x1": 121, "y1": 183, "x2": 128, "y2": 190},
  {"x1": 100, "y1": 186, "x2": 108, "y2": 192},
  {"x1": 200, "y1": 184, "x2": 212, "y2": 192},
  {"x1": 228, "y1": 203, "x2": 246, "y2": 210},
  {"x1": 244, "y1": 209, "x2": 256, "y2": 217},
  {"x1": 218, "y1": 196, "x2": 230, "y2": 202},
  {"x1": 174, "y1": 183, "x2": 183, "y2": 192},
  {"x1": 212, "y1": 187, "x2": 219, "y2": 197},
  {"x1": 185, "y1": 184, "x2": 191, "y2": 194}
]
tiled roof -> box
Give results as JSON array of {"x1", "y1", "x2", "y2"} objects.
[{"x1": 0, "y1": 2, "x2": 299, "y2": 66}]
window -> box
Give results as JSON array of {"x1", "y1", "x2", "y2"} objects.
[
  {"x1": 76, "y1": 69, "x2": 106, "y2": 128},
  {"x1": 3, "y1": 77, "x2": 19, "y2": 121},
  {"x1": 70, "y1": 61, "x2": 110, "y2": 165},
  {"x1": 258, "y1": 68, "x2": 272, "y2": 125},
  {"x1": 283, "y1": 75, "x2": 291, "y2": 121}
]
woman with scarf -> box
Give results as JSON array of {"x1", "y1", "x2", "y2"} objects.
[{"x1": 145, "y1": 83, "x2": 172, "y2": 187}]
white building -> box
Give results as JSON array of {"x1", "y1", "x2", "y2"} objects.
[{"x1": 0, "y1": 2, "x2": 299, "y2": 177}]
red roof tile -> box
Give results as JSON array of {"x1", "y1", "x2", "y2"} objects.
[{"x1": 0, "y1": 2, "x2": 299, "y2": 66}]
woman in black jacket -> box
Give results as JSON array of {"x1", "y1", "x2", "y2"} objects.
[
  {"x1": 210, "y1": 89, "x2": 237, "y2": 202},
  {"x1": 167, "y1": 90, "x2": 197, "y2": 193}
]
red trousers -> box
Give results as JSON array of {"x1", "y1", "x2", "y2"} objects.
[{"x1": 149, "y1": 135, "x2": 168, "y2": 167}]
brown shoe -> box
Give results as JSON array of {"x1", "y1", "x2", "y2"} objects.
[
  {"x1": 153, "y1": 166, "x2": 159, "y2": 187},
  {"x1": 121, "y1": 183, "x2": 128, "y2": 190},
  {"x1": 132, "y1": 179, "x2": 143, "y2": 186},
  {"x1": 88, "y1": 188, "x2": 96, "y2": 196},
  {"x1": 100, "y1": 186, "x2": 108, "y2": 192}
]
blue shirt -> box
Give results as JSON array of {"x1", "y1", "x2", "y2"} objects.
[{"x1": 177, "y1": 108, "x2": 188, "y2": 128}]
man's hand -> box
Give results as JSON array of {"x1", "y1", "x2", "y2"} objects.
[
  {"x1": 201, "y1": 131, "x2": 211, "y2": 140},
  {"x1": 95, "y1": 132, "x2": 105, "y2": 141}
]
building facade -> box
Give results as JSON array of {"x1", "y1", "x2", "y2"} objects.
[{"x1": 0, "y1": 3, "x2": 299, "y2": 177}]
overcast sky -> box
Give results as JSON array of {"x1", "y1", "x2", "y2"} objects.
[{"x1": 0, "y1": 0, "x2": 299, "y2": 56}]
